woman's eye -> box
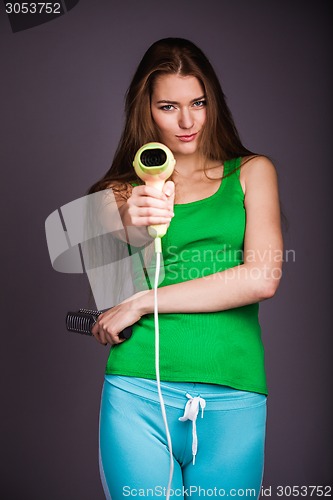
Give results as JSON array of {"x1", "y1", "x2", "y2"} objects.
[
  {"x1": 160, "y1": 104, "x2": 174, "y2": 111},
  {"x1": 193, "y1": 100, "x2": 206, "y2": 108}
]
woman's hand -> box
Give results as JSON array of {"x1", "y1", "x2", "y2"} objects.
[
  {"x1": 126, "y1": 180, "x2": 175, "y2": 228},
  {"x1": 91, "y1": 290, "x2": 151, "y2": 346},
  {"x1": 99, "y1": 180, "x2": 175, "y2": 247}
]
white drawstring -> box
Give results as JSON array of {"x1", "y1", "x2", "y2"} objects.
[{"x1": 178, "y1": 393, "x2": 206, "y2": 465}]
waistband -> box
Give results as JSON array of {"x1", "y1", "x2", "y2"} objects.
[{"x1": 104, "y1": 375, "x2": 266, "y2": 411}]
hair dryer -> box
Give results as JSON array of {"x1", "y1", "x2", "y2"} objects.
[
  {"x1": 133, "y1": 142, "x2": 176, "y2": 241},
  {"x1": 133, "y1": 143, "x2": 177, "y2": 494}
]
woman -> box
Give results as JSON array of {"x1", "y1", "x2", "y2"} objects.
[{"x1": 90, "y1": 38, "x2": 283, "y2": 499}]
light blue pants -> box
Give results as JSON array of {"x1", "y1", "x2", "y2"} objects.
[{"x1": 99, "y1": 375, "x2": 267, "y2": 499}]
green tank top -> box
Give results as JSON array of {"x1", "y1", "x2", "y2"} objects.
[{"x1": 105, "y1": 157, "x2": 268, "y2": 395}]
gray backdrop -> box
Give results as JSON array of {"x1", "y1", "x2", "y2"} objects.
[{"x1": 1, "y1": 0, "x2": 332, "y2": 498}]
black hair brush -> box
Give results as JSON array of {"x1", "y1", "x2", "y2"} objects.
[{"x1": 66, "y1": 309, "x2": 133, "y2": 339}]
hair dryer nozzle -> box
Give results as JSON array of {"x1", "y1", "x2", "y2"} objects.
[
  {"x1": 140, "y1": 148, "x2": 167, "y2": 167},
  {"x1": 133, "y1": 142, "x2": 176, "y2": 183}
]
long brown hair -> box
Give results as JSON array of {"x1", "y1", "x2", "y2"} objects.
[{"x1": 87, "y1": 37, "x2": 255, "y2": 196}]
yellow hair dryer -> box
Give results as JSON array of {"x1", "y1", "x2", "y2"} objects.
[{"x1": 133, "y1": 142, "x2": 176, "y2": 241}]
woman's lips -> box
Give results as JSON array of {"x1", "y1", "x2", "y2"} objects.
[{"x1": 176, "y1": 133, "x2": 198, "y2": 142}]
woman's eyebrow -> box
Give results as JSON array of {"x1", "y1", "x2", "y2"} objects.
[{"x1": 156, "y1": 95, "x2": 206, "y2": 105}]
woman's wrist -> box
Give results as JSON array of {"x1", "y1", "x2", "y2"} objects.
[
  {"x1": 134, "y1": 289, "x2": 154, "y2": 316},
  {"x1": 119, "y1": 203, "x2": 154, "y2": 247}
]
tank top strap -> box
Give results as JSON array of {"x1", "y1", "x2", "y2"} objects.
[{"x1": 223, "y1": 157, "x2": 242, "y2": 177}]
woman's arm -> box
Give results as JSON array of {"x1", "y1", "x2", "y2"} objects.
[
  {"x1": 92, "y1": 156, "x2": 283, "y2": 344},
  {"x1": 137, "y1": 156, "x2": 283, "y2": 315}
]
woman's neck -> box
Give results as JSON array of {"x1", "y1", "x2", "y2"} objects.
[{"x1": 173, "y1": 153, "x2": 222, "y2": 178}]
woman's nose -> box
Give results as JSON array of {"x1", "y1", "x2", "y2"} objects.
[{"x1": 179, "y1": 108, "x2": 194, "y2": 129}]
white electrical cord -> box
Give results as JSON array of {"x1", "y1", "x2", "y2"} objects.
[{"x1": 154, "y1": 236, "x2": 174, "y2": 499}]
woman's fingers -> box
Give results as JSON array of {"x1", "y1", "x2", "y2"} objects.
[
  {"x1": 131, "y1": 185, "x2": 174, "y2": 210},
  {"x1": 91, "y1": 291, "x2": 147, "y2": 347},
  {"x1": 127, "y1": 183, "x2": 175, "y2": 226},
  {"x1": 129, "y1": 193, "x2": 169, "y2": 211},
  {"x1": 91, "y1": 308, "x2": 135, "y2": 346},
  {"x1": 92, "y1": 322, "x2": 125, "y2": 346},
  {"x1": 163, "y1": 180, "x2": 175, "y2": 200},
  {"x1": 132, "y1": 184, "x2": 168, "y2": 201},
  {"x1": 91, "y1": 322, "x2": 108, "y2": 345},
  {"x1": 128, "y1": 204, "x2": 174, "y2": 226}
]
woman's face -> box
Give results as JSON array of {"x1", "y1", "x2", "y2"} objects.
[{"x1": 150, "y1": 74, "x2": 206, "y2": 158}]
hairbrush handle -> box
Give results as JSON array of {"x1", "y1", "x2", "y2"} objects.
[{"x1": 65, "y1": 309, "x2": 133, "y2": 339}]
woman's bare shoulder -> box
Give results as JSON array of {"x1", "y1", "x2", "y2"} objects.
[
  {"x1": 241, "y1": 155, "x2": 276, "y2": 172},
  {"x1": 240, "y1": 155, "x2": 277, "y2": 196}
]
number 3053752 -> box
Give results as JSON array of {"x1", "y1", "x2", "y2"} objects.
[{"x1": 5, "y1": 3, "x2": 61, "y2": 14}]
